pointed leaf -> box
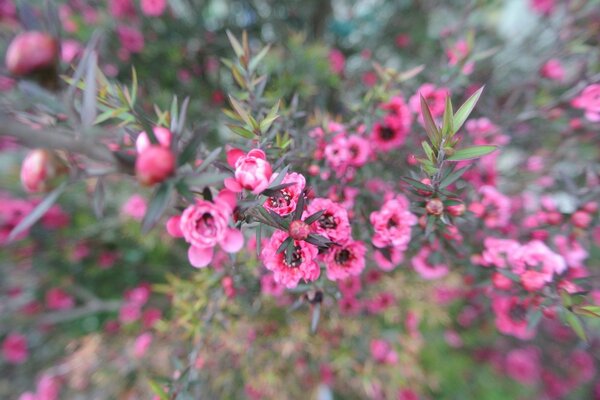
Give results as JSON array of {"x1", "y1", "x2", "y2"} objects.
[
  {"x1": 441, "y1": 95, "x2": 453, "y2": 137},
  {"x1": 420, "y1": 95, "x2": 441, "y2": 147},
  {"x1": 8, "y1": 182, "x2": 68, "y2": 242},
  {"x1": 142, "y1": 182, "x2": 174, "y2": 233},
  {"x1": 439, "y1": 165, "x2": 471, "y2": 188},
  {"x1": 226, "y1": 30, "x2": 244, "y2": 58},
  {"x1": 564, "y1": 311, "x2": 587, "y2": 342},
  {"x1": 446, "y1": 145, "x2": 497, "y2": 161},
  {"x1": 453, "y1": 86, "x2": 484, "y2": 133}
]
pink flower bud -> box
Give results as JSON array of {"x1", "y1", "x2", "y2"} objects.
[
  {"x1": 135, "y1": 145, "x2": 175, "y2": 186},
  {"x1": 6, "y1": 31, "x2": 58, "y2": 76},
  {"x1": 20, "y1": 149, "x2": 67, "y2": 193},
  {"x1": 425, "y1": 198, "x2": 444, "y2": 216},
  {"x1": 289, "y1": 220, "x2": 310, "y2": 241}
]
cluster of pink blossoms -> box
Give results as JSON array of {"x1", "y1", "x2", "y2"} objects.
[
  {"x1": 167, "y1": 189, "x2": 244, "y2": 268},
  {"x1": 260, "y1": 170, "x2": 366, "y2": 288},
  {"x1": 474, "y1": 237, "x2": 569, "y2": 339}
]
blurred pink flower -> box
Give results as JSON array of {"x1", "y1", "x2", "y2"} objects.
[
  {"x1": 141, "y1": 0, "x2": 167, "y2": 16},
  {"x1": 122, "y1": 194, "x2": 147, "y2": 221},
  {"x1": 2, "y1": 333, "x2": 28, "y2": 364}
]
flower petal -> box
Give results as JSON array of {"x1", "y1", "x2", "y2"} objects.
[
  {"x1": 166, "y1": 216, "x2": 183, "y2": 237},
  {"x1": 220, "y1": 228, "x2": 244, "y2": 253},
  {"x1": 188, "y1": 246, "x2": 214, "y2": 268},
  {"x1": 223, "y1": 177, "x2": 243, "y2": 192},
  {"x1": 226, "y1": 147, "x2": 245, "y2": 167}
]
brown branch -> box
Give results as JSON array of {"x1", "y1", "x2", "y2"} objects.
[{"x1": 0, "y1": 114, "x2": 118, "y2": 165}]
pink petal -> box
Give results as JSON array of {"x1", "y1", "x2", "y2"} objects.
[
  {"x1": 220, "y1": 228, "x2": 244, "y2": 253},
  {"x1": 226, "y1": 147, "x2": 245, "y2": 167},
  {"x1": 247, "y1": 148, "x2": 266, "y2": 160},
  {"x1": 223, "y1": 177, "x2": 243, "y2": 192},
  {"x1": 166, "y1": 216, "x2": 183, "y2": 237},
  {"x1": 216, "y1": 189, "x2": 238, "y2": 211},
  {"x1": 188, "y1": 246, "x2": 214, "y2": 268}
]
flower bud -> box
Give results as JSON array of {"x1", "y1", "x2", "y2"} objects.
[
  {"x1": 289, "y1": 220, "x2": 310, "y2": 241},
  {"x1": 135, "y1": 145, "x2": 175, "y2": 186},
  {"x1": 446, "y1": 200, "x2": 466, "y2": 216},
  {"x1": 20, "y1": 149, "x2": 68, "y2": 193},
  {"x1": 417, "y1": 178, "x2": 433, "y2": 196},
  {"x1": 425, "y1": 198, "x2": 444, "y2": 216},
  {"x1": 6, "y1": 31, "x2": 58, "y2": 76},
  {"x1": 571, "y1": 210, "x2": 591, "y2": 229}
]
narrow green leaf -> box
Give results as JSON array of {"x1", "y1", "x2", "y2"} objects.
[
  {"x1": 148, "y1": 379, "x2": 169, "y2": 400},
  {"x1": 177, "y1": 134, "x2": 203, "y2": 166},
  {"x1": 141, "y1": 182, "x2": 173, "y2": 233},
  {"x1": 564, "y1": 311, "x2": 587, "y2": 342},
  {"x1": 277, "y1": 236, "x2": 293, "y2": 254},
  {"x1": 421, "y1": 141, "x2": 434, "y2": 162},
  {"x1": 446, "y1": 145, "x2": 497, "y2": 161},
  {"x1": 226, "y1": 30, "x2": 244, "y2": 58},
  {"x1": 196, "y1": 147, "x2": 222, "y2": 173},
  {"x1": 453, "y1": 86, "x2": 484, "y2": 133},
  {"x1": 228, "y1": 96, "x2": 252, "y2": 127},
  {"x1": 527, "y1": 309, "x2": 543, "y2": 331},
  {"x1": 130, "y1": 66, "x2": 138, "y2": 107},
  {"x1": 420, "y1": 95, "x2": 441, "y2": 148},
  {"x1": 81, "y1": 50, "x2": 97, "y2": 130},
  {"x1": 441, "y1": 96, "x2": 454, "y2": 138},
  {"x1": 8, "y1": 182, "x2": 68, "y2": 242},
  {"x1": 249, "y1": 44, "x2": 271, "y2": 73},
  {"x1": 227, "y1": 124, "x2": 255, "y2": 139},
  {"x1": 439, "y1": 166, "x2": 470, "y2": 188},
  {"x1": 169, "y1": 96, "x2": 178, "y2": 133},
  {"x1": 93, "y1": 178, "x2": 105, "y2": 218},
  {"x1": 496, "y1": 268, "x2": 520, "y2": 282},
  {"x1": 400, "y1": 176, "x2": 434, "y2": 192},
  {"x1": 310, "y1": 303, "x2": 321, "y2": 334}
]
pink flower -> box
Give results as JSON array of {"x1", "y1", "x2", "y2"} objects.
[
  {"x1": 260, "y1": 274, "x2": 285, "y2": 297},
  {"x1": 477, "y1": 237, "x2": 521, "y2": 268},
  {"x1": 571, "y1": 84, "x2": 600, "y2": 122},
  {"x1": 45, "y1": 288, "x2": 74, "y2": 310},
  {"x1": 261, "y1": 230, "x2": 320, "y2": 288},
  {"x1": 142, "y1": 308, "x2": 161, "y2": 328},
  {"x1": 60, "y1": 39, "x2": 82, "y2": 63},
  {"x1": 412, "y1": 246, "x2": 449, "y2": 280},
  {"x1": 367, "y1": 292, "x2": 395, "y2": 314},
  {"x1": 324, "y1": 240, "x2": 366, "y2": 281},
  {"x1": 141, "y1": 0, "x2": 167, "y2": 16},
  {"x1": 117, "y1": 26, "x2": 144, "y2": 53},
  {"x1": 570, "y1": 349, "x2": 596, "y2": 384},
  {"x1": 179, "y1": 191, "x2": 243, "y2": 268},
  {"x1": 370, "y1": 195, "x2": 417, "y2": 250},
  {"x1": 339, "y1": 295, "x2": 362, "y2": 315},
  {"x1": 108, "y1": 0, "x2": 135, "y2": 18},
  {"x1": 133, "y1": 332, "x2": 153, "y2": 358},
  {"x1": 371, "y1": 96, "x2": 412, "y2": 152},
  {"x1": 409, "y1": 83, "x2": 450, "y2": 124},
  {"x1": 263, "y1": 172, "x2": 306, "y2": 216},
  {"x1": 2, "y1": 333, "x2": 28, "y2": 364},
  {"x1": 328, "y1": 49, "x2": 345, "y2": 75},
  {"x1": 338, "y1": 276, "x2": 362, "y2": 297},
  {"x1": 554, "y1": 235, "x2": 587, "y2": 269},
  {"x1": 119, "y1": 302, "x2": 141, "y2": 323},
  {"x1": 469, "y1": 186, "x2": 511, "y2": 228},
  {"x1": 505, "y1": 347, "x2": 540, "y2": 385},
  {"x1": 135, "y1": 126, "x2": 172, "y2": 153},
  {"x1": 305, "y1": 198, "x2": 351, "y2": 244},
  {"x1": 540, "y1": 59, "x2": 565, "y2": 81},
  {"x1": 373, "y1": 246, "x2": 405, "y2": 271},
  {"x1": 224, "y1": 148, "x2": 273, "y2": 194},
  {"x1": 121, "y1": 194, "x2": 147, "y2": 221},
  {"x1": 370, "y1": 339, "x2": 398, "y2": 364},
  {"x1": 492, "y1": 296, "x2": 535, "y2": 340},
  {"x1": 447, "y1": 39, "x2": 474, "y2": 75},
  {"x1": 509, "y1": 240, "x2": 566, "y2": 291},
  {"x1": 530, "y1": 0, "x2": 555, "y2": 16}
]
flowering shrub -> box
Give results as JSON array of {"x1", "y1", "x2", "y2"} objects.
[{"x1": 1, "y1": 0, "x2": 600, "y2": 399}]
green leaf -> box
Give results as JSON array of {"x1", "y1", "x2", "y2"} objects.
[
  {"x1": 441, "y1": 96, "x2": 454, "y2": 138},
  {"x1": 81, "y1": 50, "x2": 97, "y2": 130},
  {"x1": 439, "y1": 166, "x2": 470, "y2": 188},
  {"x1": 400, "y1": 176, "x2": 433, "y2": 192},
  {"x1": 564, "y1": 311, "x2": 587, "y2": 342},
  {"x1": 142, "y1": 182, "x2": 174, "y2": 233},
  {"x1": 227, "y1": 124, "x2": 255, "y2": 139},
  {"x1": 249, "y1": 44, "x2": 271, "y2": 73},
  {"x1": 453, "y1": 86, "x2": 484, "y2": 133},
  {"x1": 446, "y1": 145, "x2": 497, "y2": 161},
  {"x1": 196, "y1": 147, "x2": 222, "y2": 173},
  {"x1": 277, "y1": 236, "x2": 293, "y2": 254},
  {"x1": 421, "y1": 141, "x2": 434, "y2": 162},
  {"x1": 496, "y1": 268, "x2": 520, "y2": 282},
  {"x1": 228, "y1": 96, "x2": 252, "y2": 127},
  {"x1": 8, "y1": 181, "x2": 68, "y2": 242},
  {"x1": 130, "y1": 66, "x2": 138, "y2": 107},
  {"x1": 177, "y1": 134, "x2": 203, "y2": 166},
  {"x1": 260, "y1": 100, "x2": 280, "y2": 133},
  {"x1": 420, "y1": 95, "x2": 441, "y2": 148},
  {"x1": 148, "y1": 379, "x2": 169, "y2": 400},
  {"x1": 93, "y1": 178, "x2": 105, "y2": 218},
  {"x1": 169, "y1": 96, "x2": 178, "y2": 133},
  {"x1": 574, "y1": 305, "x2": 600, "y2": 318},
  {"x1": 226, "y1": 30, "x2": 244, "y2": 58},
  {"x1": 527, "y1": 309, "x2": 543, "y2": 331},
  {"x1": 310, "y1": 303, "x2": 321, "y2": 334}
]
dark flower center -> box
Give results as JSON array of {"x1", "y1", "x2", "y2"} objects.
[
  {"x1": 387, "y1": 216, "x2": 398, "y2": 229},
  {"x1": 335, "y1": 249, "x2": 352, "y2": 265},
  {"x1": 269, "y1": 189, "x2": 292, "y2": 208},
  {"x1": 284, "y1": 245, "x2": 303, "y2": 268},
  {"x1": 509, "y1": 303, "x2": 527, "y2": 321},
  {"x1": 379, "y1": 125, "x2": 395, "y2": 140},
  {"x1": 319, "y1": 213, "x2": 337, "y2": 229}
]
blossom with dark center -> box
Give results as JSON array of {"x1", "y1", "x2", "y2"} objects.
[{"x1": 324, "y1": 240, "x2": 366, "y2": 281}]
